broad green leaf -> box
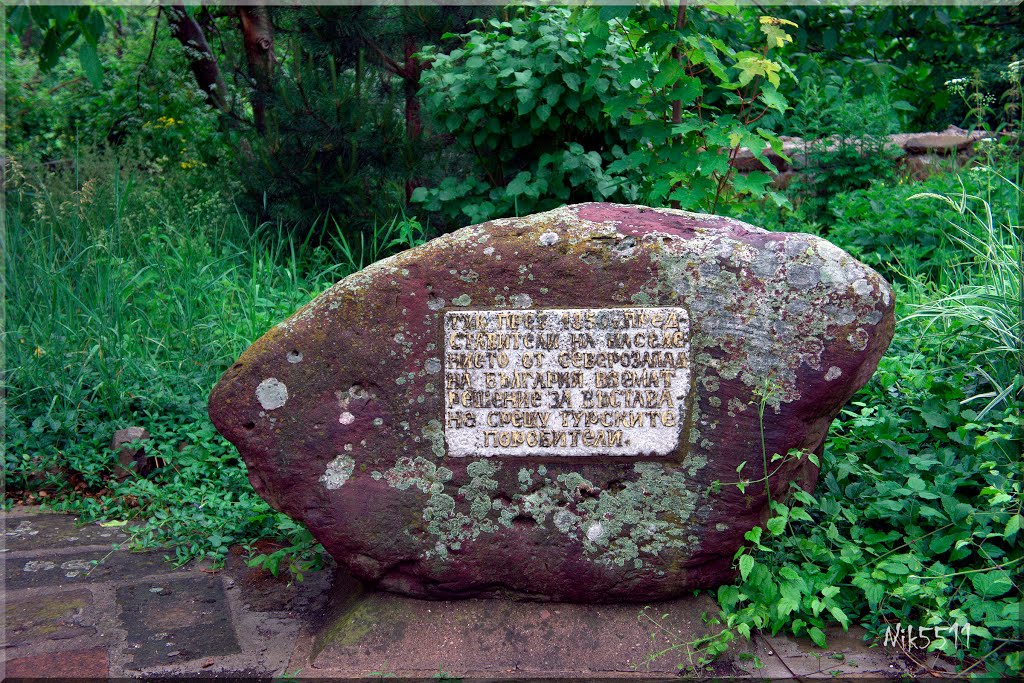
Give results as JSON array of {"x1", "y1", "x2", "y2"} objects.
[
  {"x1": 1005, "y1": 514, "x2": 1022, "y2": 538},
  {"x1": 766, "y1": 515, "x2": 787, "y2": 536},
  {"x1": 759, "y1": 85, "x2": 788, "y2": 114},
  {"x1": 758, "y1": 16, "x2": 796, "y2": 49},
  {"x1": 739, "y1": 553, "x2": 754, "y2": 581},
  {"x1": 505, "y1": 172, "x2": 532, "y2": 197},
  {"x1": 735, "y1": 55, "x2": 782, "y2": 88},
  {"x1": 808, "y1": 626, "x2": 827, "y2": 648},
  {"x1": 970, "y1": 572, "x2": 1013, "y2": 598},
  {"x1": 79, "y1": 41, "x2": 103, "y2": 88},
  {"x1": 732, "y1": 171, "x2": 772, "y2": 197},
  {"x1": 599, "y1": 5, "x2": 632, "y2": 23},
  {"x1": 653, "y1": 60, "x2": 685, "y2": 89}
]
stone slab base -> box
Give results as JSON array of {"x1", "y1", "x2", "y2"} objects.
[{"x1": 293, "y1": 575, "x2": 726, "y2": 679}]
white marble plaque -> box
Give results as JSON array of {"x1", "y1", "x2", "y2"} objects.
[{"x1": 444, "y1": 307, "x2": 691, "y2": 457}]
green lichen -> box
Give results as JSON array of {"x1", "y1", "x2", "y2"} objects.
[
  {"x1": 421, "y1": 420, "x2": 446, "y2": 458},
  {"x1": 375, "y1": 454, "x2": 707, "y2": 570},
  {"x1": 372, "y1": 456, "x2": 451, "y2": 493}
]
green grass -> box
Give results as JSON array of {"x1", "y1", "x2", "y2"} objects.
[{"x1": 3, "y1": 152, "x2": 424, "y2": 572}]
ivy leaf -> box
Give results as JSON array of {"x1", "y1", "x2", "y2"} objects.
[
  {"x1": 789, "y1": 507, "x2": 814, "y2": 523},
  {"x1": 766, "y1": 515, "x2": 787, "y2": 536}
]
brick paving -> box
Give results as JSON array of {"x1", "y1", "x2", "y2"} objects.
[
  {"x1": 3, "y1": 506, "x2": 329, "y2": 679},
  {"x1": 3, "y1": 505, "x2": 911, "y2": 679}
]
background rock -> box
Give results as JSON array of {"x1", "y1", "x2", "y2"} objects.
[{"x1": 111, "y1": 427, "x2": 153, "y2": 481}]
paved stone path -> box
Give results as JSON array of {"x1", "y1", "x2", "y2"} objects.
[{"x1": 3, "y1": 506, "x2": 911, "y2": 679}]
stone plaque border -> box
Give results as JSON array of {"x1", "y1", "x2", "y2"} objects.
[{"x1": 441, "y1": 306, "x2": 696, "y2": 460}]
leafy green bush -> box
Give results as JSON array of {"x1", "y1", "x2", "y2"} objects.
[
  {"x1": 416, "y1": 5, "x2": 795, "y2": 224},
  {"x1": 4, "y1": 8, "x2": 232, "y2": 172},
  {"x1": 785, "y1": 77, "x2": 903, "y2": 217},
  {"x1": 414, "y1": 7, "x2": 643, "y2": 225},
  {"x1": 777, "y1": 5, "x2": 1022, "y2": 131}
]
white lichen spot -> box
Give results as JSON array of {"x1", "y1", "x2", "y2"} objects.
[
  {"x1": 509, "y1": 293, "x2": 533, "y2": 309},
  {"x1": 61, "y1": 559, "x2": 94, "y2": 577},
  {"x1": 24, "y1": 560, "x2": 56, "y2": 572},
  {"x1": 286, "y1": 350, "x2": 303, "y2": 364},
  {"x1": 539, "y1": 231, "x2": 559, "y2": 246},
  {"x1": 339, "y1": 411, "x2": 355, "y2": 425},
  {"x1": 425, "y1": 358, "x2": 441, "y2": 374},
  {"x1": 586, "y1": 521, "x2": 604, "y2": 542},
  {"x1": 427, "y1": 297, "x2": 446, "y2": 311},
  {"x1": 848, "y1": 328, "x2": 869, "y2": 351},
  {"x1": 852, "y1": 278, "x2": 873, "y2": 296},
  {"x1": 825, "y1": 366, "x2": 842, "y2": 381},
  {"x1": 373, "y1": 417, "x2": 384, "y2": 427},
  {"x1": 321, "y1": 455, "x2": 355, "y2": 490},
  {"x1": 255, "y1": 378, "x2": 288, "y2": 410},
  {"x1": 483, "y1": 246, "x2": 495, "y2": 256}
]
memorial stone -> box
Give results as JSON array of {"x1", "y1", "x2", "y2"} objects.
[{"x1": 209, "y1": 203, "x2": 894, "y2": 602}]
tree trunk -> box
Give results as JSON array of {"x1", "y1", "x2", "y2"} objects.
[
  {"x1": 402, "y1": 31, "x2": 424, "y2": 204},
  {"x1": 403, "y1": 32, "x2": 423, "y2": 141},
  {"x1": 166, "y1": 4, "x2": 229, "y2": 113},
  {"x1": 239, "y1": 4, "x2": 275, "y2": 134}
]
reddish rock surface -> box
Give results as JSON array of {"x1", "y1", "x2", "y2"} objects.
[
  {"x1": 209, "y1": 203, "x2": 894, "y2": 602},
  {"x1": 6, "y1": 647, "x2": 109, "y2": 678}
]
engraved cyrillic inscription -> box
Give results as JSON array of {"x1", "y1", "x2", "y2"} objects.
[{"x1": 444, "y1": 307, "x2": 691, "y2": 457}]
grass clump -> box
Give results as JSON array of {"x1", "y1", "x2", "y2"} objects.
[{"x1": 3, "y1": 152, "x2": 425, "y2": 574}]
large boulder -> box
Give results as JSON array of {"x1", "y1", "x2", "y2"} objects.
[{"x1": 209, "y1": 203, "x2": 894, "y2": 602}]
